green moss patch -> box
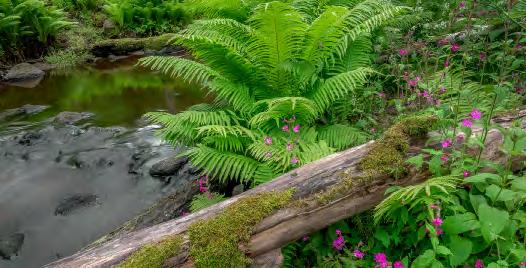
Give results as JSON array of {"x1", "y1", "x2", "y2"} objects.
[
  {"x1": 92, "y1": 34, "x2": 176, "y2": 55},
  {"x1": 360, "y1": 115, "x2": 436, "y2": 176},
  {"x1": 117, "y1": 235, "x2": 183, "y2": 268},
  {"x1": 188, "y1": 190, "x2": 294, "y2": 268}
]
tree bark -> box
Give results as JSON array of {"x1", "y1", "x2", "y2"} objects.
[{"x1": 44, "y1": 110, "x2": 526, "y2": 268}]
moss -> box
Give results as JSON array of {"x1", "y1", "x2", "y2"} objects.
[
  {"x1": 117, "y1": 235, "x2": 183, "y2": 268},
  {"x1": 360, "y1": 114, "x2": 436, "y2": 176},
  {"x1": 188, "y1": 190, "x2": 294, "y2": 268}
]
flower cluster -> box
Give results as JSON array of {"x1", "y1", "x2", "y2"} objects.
[
  {"x1": 430, "y1": 204, "x2": 444, "y2": 236},
  {"x1": 198, "y1": 175, "x2": 209, "y2": 193},
  {"x1": 332, "y1": 229, "x2": 345, "y2": 251}
]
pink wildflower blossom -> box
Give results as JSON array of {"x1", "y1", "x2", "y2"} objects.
[
  {"x1": 290, "y1": 156, "x2": 299, "y2": 165},
  {"x1": 375, "y1": 253, "x2": 387, "y2": 264},
  {"x1": 409, "y1": 79, "x2": 418, "y2": 87},
  {"x1": 332, "y1": 230, "x2": 345, "y2": 251},
  {"x1": 336, "y1": 229, "x2": 342, "y2": 236},
  {"x1": 470, "y1": 109, "x2": 482, "y2": 120},
  {"x1": 519, "y1": 262, "x2": 526, "y2": 267},
  {"x1": 457, "y1": 134, "x2": 465, "y2": 143},
  {"x1": 353, "y1": 249, "x2": 365, "y2": 259},
  {"x1": 479, "y1": 52, "x2": 486, "y2": 61},
  {"x1": 463, "y1": 170, "x2": 471, "y2": 177},
  {"x1": 302, "y1": 235, "x2": 309, "y2": 241},
  {"x1": 459, "y1": 2, "x2": 466, "y2": 8},
  {"x1": 462, "y1": 118, "x2": 473, "y2": 128},
  {"x1": 444, "y1": 60, "x2": 450, "y2": 67},
  {"x1": 264, "y1": 136, "x2": 273, "y2": 145},
  {"x1": 451, "y1": 43, "x2": 461, "y2": 52},
  {"x1": 432, "y1": 217, "x2": 443, "y2": 227},
  {"x1": 198, "y1": 176, "x2": 208, "y2": 193},
  {"x1": 441, "y1": 139, "x2": 452, "y2": 148},
  {"x1": 394, "y1": 261, "x2": 404, "y2": 268},
  {"x1": 436, "y1": 228, "x2": 444, "y2": 235},
  {"x1": 475, "y1": 259, "x2": 483, "y2": 268},
  {"x1": 282, "y1": 125, "x2": 289, "y2": 132},
  {"x1": 440, "y1": 86, "x2": 446, "y2": 93},
  {"x1": 378, "y1": 92, "x2": 386, "y2": 98},
  {"x1": 399, "y1": 49, "x2": 408, "y2": 56},
  {"x1": 293, "y1": 124, "x2": 301, "y2": 133},
  {"x1": 430, "y1": 204, "x2": 440, "y2": 210},
  {"x1": 440, "y1": 154, "x2": 449, "y2": 162}
]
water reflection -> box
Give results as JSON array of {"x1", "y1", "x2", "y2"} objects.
[{"x1": 0, "y1": 56, "x2": 205, "y2": 126}]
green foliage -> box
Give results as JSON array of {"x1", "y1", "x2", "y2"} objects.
[
  {"x1": 117, "y1": 236, "x2": 183, "y2": 268},
  {"x1": 0, "y1": 0, "x2": 75, "y2": 61},
  {"x1": 103, "y1": 0, "x2": 190, "y2": 36},
  {"x1": 188, "y1": 190, "x2": 293, "y2": 268},
  {"x1": 142, "y1": 0, "x2": 405, "y2": 185},
  {"x1": 44, "y1": 49, "x2": 89, "y2": 68},
  {"x1": 190, "y1": 192, "x2": 227, "y2": 212}
]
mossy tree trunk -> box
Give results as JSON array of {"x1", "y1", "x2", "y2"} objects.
[{"x1": 44, "y1": 111, "x2": 526, "y2": 268}]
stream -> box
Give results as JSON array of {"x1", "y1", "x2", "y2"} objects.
[{"x1": 0, "y1": 56, "x2": 204, "y2": 268}]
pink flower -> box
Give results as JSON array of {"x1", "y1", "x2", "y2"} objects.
[
  {"x1": 440, "y1": 155, "x2": 449, "y2": 162},
  {"x1": 432, "y1": 217, "x2": 443, "y2": 227},
  {"x1": 436, "y1": 228, "x2": 444, "y2": 235},
  {"x1": 438, "y1": 39, "x2": 449, "y2": 46},
  {"x1": 409, "y1": 79, "x2": 418, "y2": 87},
  {"x1": 293, "y1": 124, "x2": 301, "y2": 133},
  {"x1": 470, "y1": 109, "x2": 482, "y2": 120},
  {"x1": 457, "y1": 134, "x2": 465, "y2": 143},
  {"x1": 519, "y1": 262, "x2": 526, "y2": 267},
  {"x1": 444, "y1": 60, "x2": 450, "y2": 67},
  {"x1": 475, "y1": 259, "x2": 483, "y2": 268},
  {"x1": 440, "y1": 86, "x2": 446, "y2": 93},
  {"x1": 463, "y1": 170, "x2": 470, "y2": 177},
  {"x1": 265, "y1": 151, "x2": 273, "y2": 158},
  {"x1": 462, "y1": 118, "x2": 473, "y2": 128},
  {"x1": 290, "y1": 156, "x2": 299, "y2": 165},
  {"x1": 264, "y1": 136, "x2": 273, "y2": 145},
  {"x1": 286, "y1": 143, "x2": 294, "y2": 151},
  {"x1": 332, "y1": 232, "x2": 345, "y2": 251},
  {"x1": 422, "y1": 90, "x2": 431, "y2": 98},
  {"x1": 353, "y1": 249, "x2": 365, "y2": 259},
  {"x1": 399, "y1": 49, "x2": 408, "y2": 56},
  {"x1": 282, "y1": 125, "x2": 289, "y2": 132},
  {"x1": 430, "y1": 204, "x2": 440, "y2": 210},
  {"x1": 451, "y1": 43, "x2": 461, "y2": 52},
  {"x1": 198, "y1": 176, "x2": 208, "y2": 193},
  {"x1": 394, "y1": 261, "x2": 404, "y2": 268},
  {"x1": 479, "y1": 52, "x2": 486, "y2": 61},
  {"x1": 375, "y1": 253, "x2": 387, "y2": 264},
  {"x1": 371, "y1": 128, "x2": 377, "y2": 133},
  {"x1": 441, "y1": 139, "x2": 452, "y2": 148},
  {"x1": 378, "y1": 92, "x2": 386, "y2": 98},
  {"x1": 302, "y1": 235, "x2": 309, "y2": 241},
  {"x1": 459, "y1": 2, "x2": 466, "y2": 8}
]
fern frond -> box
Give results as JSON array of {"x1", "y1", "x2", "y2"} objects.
[
  {"x1": 309, "y1": 67, "x2": 373, "y2": 110},
  {"x1": 207, "y1": 78, "x2": 255, "y2": 114},
  {"x1": 190, "y1": 192, "x2": 227, "y2": 212},
  {"x1": 185, "y1": 145, "x2": 262, "y2": 183},
  {"x1": 318, "y1": 124, "x2": 369, "y2": 150},
  {"x1": 374, "y1": 176, "x2": 461, "y2": 224},
  {"x1": 196, "y1": 125, "x2": 256, "y2": 140},
  {"x1": 250, "y1": 97, "x2": 320, "y2": 128},
  {"x1": 139, "y1": 56, "x2": 222, "y2": 86}
]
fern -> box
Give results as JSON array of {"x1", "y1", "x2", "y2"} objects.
[
  {"x1": 190, "y1": 192, "x2": 227, "y2": 212},
  {"x1": 140, "y1": 0, "x2": 404, "y2": 184}
]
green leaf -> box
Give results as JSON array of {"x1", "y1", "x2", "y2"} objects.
[
  {"x1": 436, "y1": 245, "x2": 452, "y2": 256},
  {"x1": 406, "y1": 154, "x2": 424, "y2": 170},
  {"x1": 411, "y1": 250, "x2": 435, "y2": 268},
  {"x1": 478, "y1": 204, "x2": 510, "y2": 243},
  {"x1": 485, "y1": 185, "x2": 518, "y2": 203},
  {"x1": 374, "y1": 228, "x2": 390, "y2": 248},
  {"x1": 442, "y1": 213, "x2": 480, "y2": 235},
  {"x1": 511, "y1": 176, "x2": 526, "y2": 192},
  {"x1": 448, "y1": 235, "x2": 472, "y2": 266}
]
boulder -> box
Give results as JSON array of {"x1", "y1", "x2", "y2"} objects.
[
  {"x1": 54, "y1": 111, "x2": 94, "y2": 125},
  {"x1": 2, "y1": 63, "x2": 44, "y2": 82},
  {"x1": 54, "y1": 194, "x2": 99, "y2": 216},
  {"x1": 149, "y1": 156, "x2": 189, "y2": 177},
  {"x1": 0, "y1": 233, "x2": 25, "y2": 260}
]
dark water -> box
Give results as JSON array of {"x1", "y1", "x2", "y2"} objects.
[
  {"x1": 0, "y1": 56, "x2": 205, "y2": 127},
  {"x1": 0, "y1": 57, "x2": 204, "y2": 268}
]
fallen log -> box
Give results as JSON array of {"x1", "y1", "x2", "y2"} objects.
[{"x1": 45, "y1": 110, "x2": 526, "y2": 268}]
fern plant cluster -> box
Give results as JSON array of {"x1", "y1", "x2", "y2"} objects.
[
  {"x1": 0, "y1": 0, "x2": 75, "y2": 61},
  {"x1": 141, "y1": 0, "x2": 408, "y2": 186}
]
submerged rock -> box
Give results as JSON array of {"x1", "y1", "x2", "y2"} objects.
[
  {"x1": 0, "y1": 104, "x2": 49, "y2": 120},
  {"x1": 149, "y1": 156, "x2": 189, "y2": 177},
  {"x1": 54, "y1": 112, "x2": 94, "y2": 125},
  {"x1": 54, "y1": 194, "x2": 99, "y2": 216},
  {"x1": 0, "y1": 233, "x2": 25, "y2": 260},
  {"x1": 2, "y1": 63, "x2": 44, "y2": 82}
]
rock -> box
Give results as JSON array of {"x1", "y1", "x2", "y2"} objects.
[
  {"x1": 232, "y1": 184, "x2": 245, "y2": 196},
  {"x1": 18, "y1": 132, "x2": 42, "y2": 146},
  {"x1": 129, "y1": 50, "x2": 145, "y2": 56},
  {"x1": 102, "y1": 19, "x2": 115, "y2": 31},
  {"x1": 54, "y1": 111, "x2": 94, "y2": 125},
  {"x1": 149, "y1": 156, "x2": 189, "y2": 177},
  {"x1": 32, "y1": 62, "x2": 56, "y2": 72},
  {"x1": 54, "y1": 194, "x2": 99, "y2": 216},
  {"x1": 0, "y1": 233, "x2": 25, "y2": 260},
  {"x1": 2, "y1": 63, "x2": 44, "y2": 82},
  {"x1": 0, "y1": 104, "x2": 49, "y2": 120}
]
